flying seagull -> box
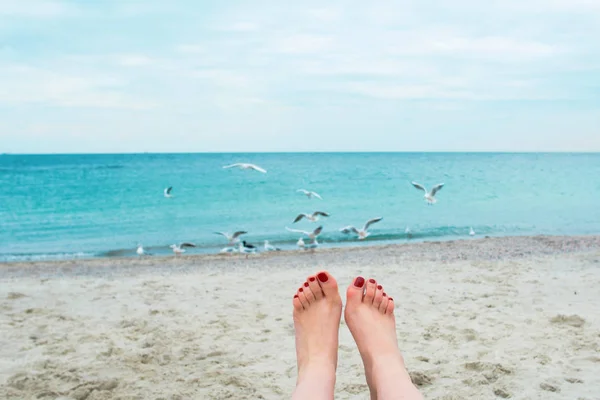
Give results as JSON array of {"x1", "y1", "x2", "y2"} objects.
[
  {"x1": 214, "y1": 231, "x2": 248, "y2": 245},
  {"x1": 411, "y1": 182, "x2": 444, "y2": 204},
  {"x1": 170, "y1": 242, "x2": 195, "y2": 255},
  {"x1": 293, "y1": 211, "x2": 330, "y2": 223},
  {"x1": 264, "y1": 240, "x2": 281, "y2": 251},
  {"x1": 286, "y1": 225, "x2": 323, "y2": 241},
  {"x1": 304, "y1": 238, "x2": 319, "y2": 250},
  {"x1": 297, "y1": 189, "x2": 322, "y2": 200},
  {"x1": 164, "y1": 187, "x2": 173, "y2": 198},
  {"x1": 223, "y1": 163, "x2": 267, "y2": 173},
  {"x1": 340, "y1": 217, "x2": 383, "y2": 240}
]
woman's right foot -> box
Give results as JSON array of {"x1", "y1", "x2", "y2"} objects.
[{"x1": 344, "y1": 276, "x2": 423, "y2": 400}]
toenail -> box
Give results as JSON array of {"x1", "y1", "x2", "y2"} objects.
[
  {"x1": 389, "y1": 297, "x2": 393, "y2": 301},
  {"x1": 303, "y1": 282, "x2": 309, "y2": 287},
  {"x1": 317, "y1": 272, "x2": 328, "y2": 282},
  {"x1": 377, "y1": 285, "x2": 383, "y2": 290},
  {"x1": 299, "y1": 288, "x2": 303, "y2": 292},
  {"x1": 309, "y1": 277, "x2": 316, "y2": 282},
  {"x1": 383, "y1": 292, "x2": 387, "y2": 297},
  {"x1": 354, "y1": 276, "x2": 365, "y2": 288},
  {"x1": 294, "y1": 295, "x2": 299, "y2": 298},
  {"x1": 369, "y1": 278, "x2": 376, "y2": 284}
]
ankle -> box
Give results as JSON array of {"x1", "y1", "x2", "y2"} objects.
[{"x1": 297, "y1": 358, "x2": 337, "y2": 383}]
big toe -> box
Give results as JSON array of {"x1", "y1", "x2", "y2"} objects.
[
  {"x1": 346, "y1": 276, "x2": 366, "y2": 307},
  {"x1": 316, "y1": 271, "x2": 339, "y2": 298}
]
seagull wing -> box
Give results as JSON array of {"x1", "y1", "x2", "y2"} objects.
[
  {"x1": 411, "y1": 182, "x2": 426, "y2": 192},
  {"x1": 223, "y1": 163, "x2": 241, "y2": 169},
  {"x1": 311, "y1": 192, "x2": 323, "y2": 200},
  {"x1": 313, "y1": 211, "x2": 330, "y2": 217},
  {"x1": 312, "y1": 226, "x2": 323, "y2": 236},
  {"x1": 363, "y1": 217, "x2": 383, "y2": 231},
  {"x1": 293, "y1": 214, "x2": 308, "y2": 223},
  {"x1": 180, "y1": 242, "x2": 196, "y2": 248},
  {"x1": 249, "y1": 164, "x2": 267, "y2": 173},
  {"x1": 430, "y1": 183, "x2": 444, "y2": 196},
  {"x1": 340, "y1": 226, "x2": 359, "y2": 234},
  {"x1": 286, "y1": 227, "x2": 310, "y2": 236},
  {"x1": 297, "y1": 189, "x2": 309, "y2": 194},
  {"x1": 165, "y1": 186, "x2": 173, "y2": 195},
  {"x1": 214, "y1": 232, "x2": 230, "y2": 239},
  {"x1": 231, "y1": 231, "x2": 248, "y2": 239}
]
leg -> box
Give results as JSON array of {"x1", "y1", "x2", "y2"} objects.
[
  {"x1": 344, "y1": 277, "x2": 423, "y2": 400},
  {"x1": 292, "y1": 271, "x2": 342, "y2": 400}
]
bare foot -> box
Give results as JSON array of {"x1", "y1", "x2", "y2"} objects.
[
  {"x1": 345, "y1": 277, "x2": 422, "y2": 400},
  {"x1": 292, "y1": 271, "x2": 342, "y2": 400}
]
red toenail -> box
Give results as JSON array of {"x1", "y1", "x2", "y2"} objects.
[
  {"x1": 354, "y1": 276, "x2": 365, "y2": 288},
  {"x1": 383, "y1": 292, "x2": 387, "y2": 297},
  {"x1": 299, "y1": 288, "x2": 303, "y2": 292},
  {"x1": 294, "y1": 295, "x2": 299, "y2": 298},
  {"x1": 317, "y1": 273, "x2": 328, "y2": 283},
  {"x1": 389, "y1": 297, "x2": 393, "y2": 301},
  {"x1": 309, "y1": 277, "x2": 316, "y2": 282},
  {"x1": 377, "y1": 285, "x2": 383, "y2": 290},
  {"x1": 303, "y1": 282, "x2": 309, "y2": 287},
  {"x1": 369, "y1": 278, "x2": 376, "y2": 284}
]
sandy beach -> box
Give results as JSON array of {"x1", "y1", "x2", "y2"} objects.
[{"x1": 1, "y1": 235, "x2": 599, "y2": 399}]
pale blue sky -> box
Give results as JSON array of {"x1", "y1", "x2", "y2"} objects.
[{"x1": 0, "y1": 0, "x2": 599, "y2": 153}]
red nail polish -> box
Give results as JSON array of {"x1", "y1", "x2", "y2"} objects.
[
  {"x1": 299, "y1": 288, "x2": 303, "y2": 292},
  {"x1": 303, "y1": 282, "x2": 309, "y2": 287},
  {"x1": 369, "y1": 278, "x2": 376, "y2": 284},
  {"x1": 377, "y1": 285, "x2": 383, "y2": 290},
  {"x1": 317, "y1": 272, "x2": 328, "y2": 283},
  {"x1": 354, "y1": 276, "x2": 365, "y2": 288},
  {"x1": 309, "y1": 277, "x2": 316, "y2": 282},
  {"x1": 294, "y1": 295, "x2": 299, "y2": 298},
  {"x1": 383, "y1": 292, "x2": 387, "y2": 297},
  {"x1": 389, "y1": 297, "x2": 393, "y2": 301}
]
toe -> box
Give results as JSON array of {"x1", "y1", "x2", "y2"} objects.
[
  {"x1": 364, "y1": 278, "x2": 377, "y2": 304},
  {"x1": 307, "y1": 276, "x2": 323, "y2": 300},
  {"x1": 346, "y1": 276, "x2": 366, "y2": 307},
  {"x1": 373, "y1": 284, "x2": 384, "y2": 308},
  {"x1": 316, "y1": 271, "x2": 338, "y2": 298},
  {"x1": 379, "y1": 292, "x2": 388, "y2": 313},
  {"x1": 302, "y1": 281, "x2": 316, "y2": 303},
  {"x1": 385, "y1": 297, "x2": 395, "y2": 315},
  {"x1": 293, "y1": 294, "x2": 303, "y2": 311},
  {"x1": 298, "y1": 288, "x2": 310, "y2": 309}
]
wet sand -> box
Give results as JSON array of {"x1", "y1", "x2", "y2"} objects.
[{"x1": 1, "y1": 235, "x2": 599, "y2": 399}]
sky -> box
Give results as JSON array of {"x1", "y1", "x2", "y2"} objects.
[{"x1": 0, "y1": 0, "x2": 599, "y2": 153}]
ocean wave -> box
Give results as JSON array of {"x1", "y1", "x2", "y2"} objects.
[
  {"x1": 0, "y1": 251, "x2": 97, "y2": 262},
  {"x1": 0, "y1": 164, "x2": 125, "y2": 173}
]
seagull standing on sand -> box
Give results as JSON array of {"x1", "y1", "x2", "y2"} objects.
[
  {"x1": 293, "y1": 212, "x2": 330, "y2": 223},
  {"x1": 340, "y1": 217, "x2": 383, "y2": 240},
  {"x1": 297, "y1": 237, "x2": 305, "y2": 249},
  {"x1": 219, "y1": 247, "x2": 238, "y2": 254},
  {"x1": 297, "y1": 189, "x2": 322, "y2": 200},
  {"x1": 469, "y1": 227, "x2": 475, "y2": 236},
  {"x1": 214, "y1": 231, "x2": 248, "y2": 245},
  {"x1": 286, "y1": 226, "x2": 323, "y2": 241},
  {"x1": 405, "y1": 227, "x2": 413, "y2": 239},
  {"x1": 239, "y1": 241, "x2": 257, "y2": 258},
  {"x1": 170, "y1": 242, "x2": 196, "y2": 255},
  {"x1": 411, "y1": 182, "x2": 444, "y2": 204},
  {"x1": 136, "y1": 245, "x2": 145, "y2": 257},
  {"x1": 164, "y1": 187, "x2": 173, "y2": 198},
  {"x1": 264, "y1": 240, "x2": 281, "y2": 251},
  {"x1": 223, "y1": 163, "x2": 267, "y2": 173}
]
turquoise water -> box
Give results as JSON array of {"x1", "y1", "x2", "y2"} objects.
[{"x1": 1, "y1": 153, "x2": 599, "y2": 261}]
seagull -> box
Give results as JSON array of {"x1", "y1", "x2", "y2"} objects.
[
  {"x1": 238, "y1": 241, "x2": 257, "y2": 258},
  {"x1": 264, "y1": 240, "x2": 281, "y2": 251},
  {"x1": 223, "y1": 163, "x2": 267, "y2": 173},
  {"x1": 340, "y1": 217, "x2": 383, "y2": 240},
  {"x1": 219, "y1": 247, "x2": 238, "y2": 254},
  {"x1": 469, "y1": 227, "x2": 475, "y2": 236},
  {"x1": 170, "y1": 242, "x2": 196, "y2": 255},
  {"x1": 405, "y1": 226, "x2": 413, "y2": 239},
  {"x1": 286, "y1": 225, "x2": 323, "y2": 240},
  {"x1": 411, "y1": 182, "x2": 444, "y2": 204},
  {"x1": 293, "y1": 212, "x2": 330, "y2": 223},
  {"x1": 214, "y1": 231, "x2": 248, "y2": 245},
  {"x1": 136, "y1": 245, "x2": 145, "y2": 256},
  {"x1": 297, "y1": 237, "x2": 305, "y2": 249},
  {"x1": 304, "y1": 238, "x2": 319, "y2": 250},
  {"x1": 164, "y1": 187, "x2": 173, "y2": 198},
  {"x1": 297, "y1": 189, "x2": 322, "y2": 200}
]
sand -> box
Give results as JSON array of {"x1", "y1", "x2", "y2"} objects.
[{"x1": 1, "y1": 235, "x2": 599, "y2": 399}]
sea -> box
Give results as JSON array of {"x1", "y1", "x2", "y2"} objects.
[{"x1": 1, "y1": 152, "x2": 599, "y2": 262}]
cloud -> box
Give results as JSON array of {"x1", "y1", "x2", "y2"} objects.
[
  {"x1": 0, "y1": 0, "x2": 76, "y2": 18},
  {"x1": 271, "y1": 34, "x2": 335, "y2": 54}
]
